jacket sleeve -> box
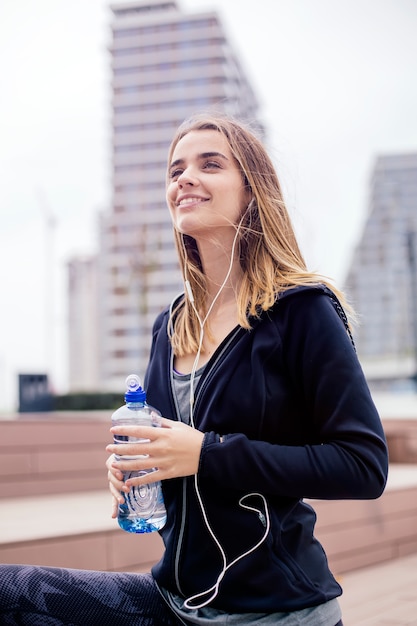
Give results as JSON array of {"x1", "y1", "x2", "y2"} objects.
[{"x1": 198, "y1": 290, "x2": 389, "y2": 500}]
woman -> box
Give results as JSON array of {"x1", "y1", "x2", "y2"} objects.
[{"x1": 0, "y1": 114, "x2": 388, "y2": 625}]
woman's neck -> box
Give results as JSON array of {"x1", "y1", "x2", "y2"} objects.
[
  {"x1": 202, "y1": 264, "x2": 243, "y2": 320},
  {"x1": 197, "y1": 238, "x2": 242, "y2": 303}
]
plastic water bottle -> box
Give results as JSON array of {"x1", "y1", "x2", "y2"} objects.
[{"x1": 111, "y1": 374, "x2": 167, "y2": 533}]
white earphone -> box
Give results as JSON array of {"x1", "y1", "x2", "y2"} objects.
[{"x1": 180, "y1": 213, "x2": 271, "y2": 610}]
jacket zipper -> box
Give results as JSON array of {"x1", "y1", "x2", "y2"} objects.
[
  {"x1": 171, "y1": 326, "x2": 243, "y2": 594},
  {"x1": 169, "y1": 348, "x2": 188, "y2": 595},
  {"x1": 193, "y1": 326, "x2": 242, "y2": 414}
]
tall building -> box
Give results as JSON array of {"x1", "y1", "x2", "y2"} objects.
[
  {"x1": 67, "y1": 256, "x2": 99, "y2": 391},
  {"x1": 88, "y1": 0, "x2": 262, "y2": 392},
  {"x1": 344, "y1": 153, "x2": 417, "y2": 389}
]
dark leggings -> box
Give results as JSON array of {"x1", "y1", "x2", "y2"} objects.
[
  {"x1": 0, "y1": 563, "x2": 344, "y2": 625},
  {"x1": 0, "y1": 565, "x2": 181, "y2": 625}
]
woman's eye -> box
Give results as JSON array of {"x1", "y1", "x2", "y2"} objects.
[
  {"x1": 169, "y1": 161, "x2": 220, "y2": 180},
  {"x1": 203, "y1": 161, "x2": 220, "y2": 170}
]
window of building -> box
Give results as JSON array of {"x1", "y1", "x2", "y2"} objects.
[
  {"x1": 113, "y1": 56, "x2": 223, "y2": 76},
  {"x1": 114, "y1": 95, "x2": 215, "y2": 114}
]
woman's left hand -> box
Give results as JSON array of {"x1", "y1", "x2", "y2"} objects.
[{"x1": 106, "y1": 417, "x2": 205, "y2": 487}]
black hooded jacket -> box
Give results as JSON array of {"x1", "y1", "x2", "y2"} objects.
[{"x1": 144, "y1": 285, "x2": 388, "y2": 613}]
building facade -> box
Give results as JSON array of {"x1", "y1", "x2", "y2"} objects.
[
  {"x1": 67, "y1": 256, "x2": 99, "y2": 391},
  {"x1": 344, "y1": 153, "x2": 417, "y2": 389},
  {"x1": 84, "y1": 0, "x2": 262, "y2": 392}
]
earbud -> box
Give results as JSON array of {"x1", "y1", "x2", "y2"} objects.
[{"x1": 185, "y1": 279, "x2": 194, "y2": 303}]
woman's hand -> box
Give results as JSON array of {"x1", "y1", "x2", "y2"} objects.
[
  {"x1": 106, "y1": 417, "x2": 205, "y2": 490},
  {"x1": 106, "y1": 454, "x2": 130, "y2": 518}
]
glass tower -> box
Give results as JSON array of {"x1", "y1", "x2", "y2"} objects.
[{"x1": 344, "y1": 153, "x2": 417, "y2": 389}]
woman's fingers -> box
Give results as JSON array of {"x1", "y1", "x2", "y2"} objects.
[
  {"x1": 107, "y1": 420, "x2": 204, "y2": 484},
  {"x1": 106, "y1": 453, "x2": 130, "y2": 519},
  {"x1": 111, "y1": 495, "x2": 119, "y2": 519}
]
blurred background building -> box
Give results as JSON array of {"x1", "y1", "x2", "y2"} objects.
[
  {"x1": 344, "y1": 153, "x2": 417, "y2": 391},
  {"x1": 67, "y1": 0, "x2": 262, "y2": 392},
  {"x1": 68, "y1": 256, "x2": 99, "y2": 391}
]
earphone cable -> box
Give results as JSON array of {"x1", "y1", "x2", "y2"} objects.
[{"x1": 180, "y1": 216, "x2": 271, "y2": 609}]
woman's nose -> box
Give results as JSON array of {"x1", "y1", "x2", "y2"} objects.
[{"x1": 177, "y1": 169, "x2": 197, "y2": 187}]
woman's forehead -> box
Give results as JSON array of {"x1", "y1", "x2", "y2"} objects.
[{"x1": 171, "y1": 129, "x2": 231, "y2": 159}]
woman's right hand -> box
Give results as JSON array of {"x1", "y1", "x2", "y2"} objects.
[{"x1": 106, "y1": 453, "x2": 129, "y2": 519}]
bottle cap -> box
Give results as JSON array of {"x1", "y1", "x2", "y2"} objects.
[{"x1": 124, "y1": 374, "x2": 146, "y2": 403}]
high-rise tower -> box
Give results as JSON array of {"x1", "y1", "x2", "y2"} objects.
[
  {"x1": 94, "y1": 0, "x2": 262, "y2": 391},
  {"x1": 344, "y1": 153, "x2": 417, "y2": 389}
]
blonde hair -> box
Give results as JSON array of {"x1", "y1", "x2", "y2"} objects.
[{"x1": 167, "y1": 113, "x2": 352, "y2": 355}]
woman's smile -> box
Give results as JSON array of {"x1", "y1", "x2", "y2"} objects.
[{"x1": 176, "y1": 194, "x2": 209, "y2": 208}]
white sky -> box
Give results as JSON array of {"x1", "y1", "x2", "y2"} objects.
[{"x1": 1, "y1": 0, "x2": 417, "y2": 411}]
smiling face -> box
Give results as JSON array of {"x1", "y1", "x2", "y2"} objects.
[{"x1": 166, "y1": 129, "x2": 250, "y2": 244}]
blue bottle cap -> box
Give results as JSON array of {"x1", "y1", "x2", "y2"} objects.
[{"x1": 124, "y1": 374, "x2": 146, "y2": 402}]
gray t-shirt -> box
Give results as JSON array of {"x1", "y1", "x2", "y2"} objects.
[
  {"x1": 159, "y1": 586, "x2": 341, "y2": 626},
  {"x1": 172, "y1": 366, "x2": 205, "y2": 425}
]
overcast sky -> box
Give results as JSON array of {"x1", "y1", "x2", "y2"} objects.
[{"x1": 1, "y1": 0, "x2": 417, "y2": 410}]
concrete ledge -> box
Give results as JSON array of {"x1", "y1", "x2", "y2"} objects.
[
  {"x1": 311, "y1": 464, "x2": 417, "y2": 575},
  {"x1": 383, "y1": 419, "x2": 417, "y2": 463},
  {"x1": 373, "y1": 392, "x2": 417, "y2": 462},
  {"x1": 1, "y1": 465, "x2": 416, "y2": 576},
  {"x1": 2, "y1": 409, "x2": 416, "y2": 500},
  {"x1": 0, "y1": 415, "x2": 111, "y2": 498},
  {"x1": 0, "y1": 529, "x2": 163, "y2": 574},
  {"x1": 1, "y1": 410, "x2": 417, "y2": 576},
  {"x1": 0, "y1": 490, "x2": 163, "y2": 572}
]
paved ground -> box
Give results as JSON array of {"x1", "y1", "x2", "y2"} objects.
[{"x1": 338, "y1": 551, "x2": 417, "y2": 625}]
